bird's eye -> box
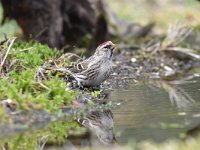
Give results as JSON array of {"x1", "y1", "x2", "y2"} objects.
[{"x1": 104, "y1": 45, "x2": 111, "y2": 49}]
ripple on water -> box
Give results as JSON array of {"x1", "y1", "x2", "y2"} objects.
[{"x1": 110, "y1": 77, "x2": 200, "y2": 144}]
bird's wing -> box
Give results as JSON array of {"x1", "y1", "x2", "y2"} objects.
[
  {"x1": 75, "y1": 59, "x2": 101, "y2": 81},
  {"x1": 78, "y1": 110, "x2": 102, "y2": 128},
  {"x1": 68, "y1": 55, "x2": 95, "y2": 73}
]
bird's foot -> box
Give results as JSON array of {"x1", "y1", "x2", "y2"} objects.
[
  {"x1": 77, "y1": 82, "x2": 84, "y2": 90},
  {"x1": 91, "y1": 85, "x2": 101, "y2": 90}
]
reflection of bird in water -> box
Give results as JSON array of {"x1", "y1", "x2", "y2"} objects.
[{"x1": 78, "y1": 109, "x2": 117, "y2": 145}]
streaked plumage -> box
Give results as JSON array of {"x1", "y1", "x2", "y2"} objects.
[
  {"x1": 78, "y1": 109, "x2": 117, "y2": 145},
  {"x1": 69, "y1": 41, "x2": 116, "y2": 87}
]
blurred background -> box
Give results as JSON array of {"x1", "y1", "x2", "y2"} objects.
[{"x1": 0, "y1": 0, "x2": 199, "y2": 50}]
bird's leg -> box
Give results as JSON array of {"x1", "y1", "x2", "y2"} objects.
[
  {"x1": 77, "y1": 81, "x2": 84, "y2": 89},
  {"x1": 91, "y1": 85, "x2": 102, "y2": 90},
  {"x1": 99, "y1": 84, "x2": 104, "y2": 89}
]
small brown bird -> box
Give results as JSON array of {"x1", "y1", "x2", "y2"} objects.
[
  {"x1": 78, "y1": 109, "x2": 117, "y2": 145},
  {"x1": 69, "y1": 41, "x2": 116, "y2": 88}
]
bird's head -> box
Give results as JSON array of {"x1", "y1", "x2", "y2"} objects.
[{"x1": 95, "y1": 41, "x2": 116, "y2": 59}]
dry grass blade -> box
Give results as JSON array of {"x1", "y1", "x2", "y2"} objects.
[
  {"x1": 35, "y1": 67, "x2": 48, "y2": 81},
  {"x1": 166, "y1": 47, "x2": 200, "y2": 60},
  {"x1": 37, "y1": 82, "x2": 50, "y2": 90},
  {"x1": 164, "y1": 23, "x2": 193, "y2": 47},
  {"x1": 144, "y1": 23, "x2": 193, "y2": 52},
  {"x1": 19, "y1": 47, "x2": 33, "y2": 52},
  {"x1": 38, "y1": 135, "x2": 49, "y2": 150},
  {"x1": 144, "y1": 23, "x2": 200, "y2": 60},
  {"x1": 143, "y1": 39, "x2": 161, "y2": 52},
  {"x1": 0, "y1": 37, "x2": 16, "y2": 73},
  {"x1": 35, "y1": 53, "x2": 78, "y2": 82}
]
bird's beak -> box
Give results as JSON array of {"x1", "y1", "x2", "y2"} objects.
[
  {"x1": 110, "y1": 44, "x2": 116, "y2": 59},
  {"x1": 109, "y1": 43, "x2": 117, "y2": 59},
  {"x1": 111, "y1": 44, "x2": 117, "y2": 51}
]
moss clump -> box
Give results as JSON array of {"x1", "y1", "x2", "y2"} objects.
[
  {"x1": 0, "y1": 39, "x2": 79, "y2": 149},
  {"x1": 0, "y1": 39, "x2": 74, "y2": 111},
  {"x1": 0, "y1": 71, "x2": 75, "y2": 111},
  {"x1": 12, "y1": 41, "x2": 60, "y2": 68},
  {"x1": 0, "y1": 121, "x2": 79, "y2": 150}
]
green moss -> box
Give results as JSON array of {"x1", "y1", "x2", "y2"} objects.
[
  {"x1": 11, "y1": 40, "x2": 60, "y2": 69},
  {"x1": 0, "y1": 74, "x2": 75, "y2": 111},
  {"x1": 91, "y1": 90, "x2": 101, "y2": 98},
  {"x1": 0, "y1": 40, "x2": 79, "y2": 149},
  {"x1": 0, "y1": 40, "x2": 75, "y2": 111},
  {"x1": 0, "y1": 121, "x2": 79, "y2": 150}
]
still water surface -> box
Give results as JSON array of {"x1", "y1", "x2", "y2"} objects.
[{"x1": 111, "y1": 76, "x2": 200, "y2": 144}]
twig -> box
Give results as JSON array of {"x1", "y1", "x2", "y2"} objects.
[
  {"x1": 166, "y1": 23, "x2": 193, "y2": 47},
  {"x1": 0, "y1": 37, "x2": 16, "y2": 72},
  {"x1": 36, "y1": 67, "x2": 47, "y2": 81},
  {"x1": 38, "y1": 82, "x2": 50, "y2": 90},
  {"x1": 162, "y1": 47, "x2": 200, "y2": 60},
  {"x1": 38, "y1": 135, "x2": 49, "y2": 150},
  {"x1": 19, "y1": 47, "x2": 34, "y2": 52},
  {"x1": 34, "y1": 27, "x2": 48, "y2": 39}
]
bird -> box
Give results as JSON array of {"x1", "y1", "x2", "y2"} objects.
[
  {"x1": 68, "y1": 41, "x2": 116, "y2": 88},
  {"x1": 78, "y1": 109, "x2": 117, "y2": 145}
]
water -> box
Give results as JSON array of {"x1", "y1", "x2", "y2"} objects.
[{"x1": 111, "y1": 76, "x2": 200, "y2": 145}]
